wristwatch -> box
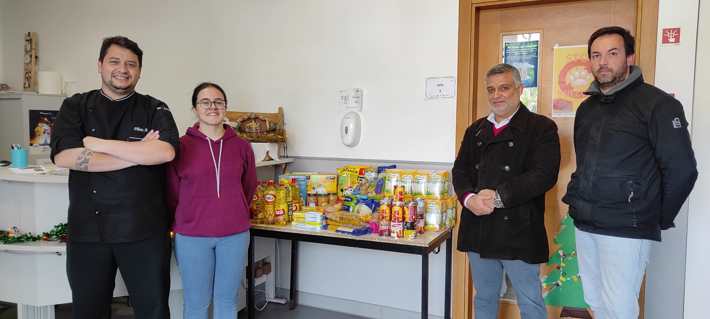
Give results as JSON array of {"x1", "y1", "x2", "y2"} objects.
[{"x1": 493, "y1": 191, "x2": 504, "y2": 209}]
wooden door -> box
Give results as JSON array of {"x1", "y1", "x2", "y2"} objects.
[{"x1": 454, "y1": 1, "x2": 658, "y2": 318}]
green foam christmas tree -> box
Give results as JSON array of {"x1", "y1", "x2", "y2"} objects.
[{"x1": 543, "y1": 215, "x2": 590, "y2": 318}]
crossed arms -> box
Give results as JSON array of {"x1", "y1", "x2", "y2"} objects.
[{"x1": 54, "y1": 130, "x2": 175, "y2": 172}]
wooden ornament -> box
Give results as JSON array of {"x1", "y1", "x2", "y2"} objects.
[{"x1": 23, "y1": 32, "x2": 38, "y2": 92}]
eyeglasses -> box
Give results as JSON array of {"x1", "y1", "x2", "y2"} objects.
[{"x1": 196, "y1": 99, "x2": 227, "y2": 110}]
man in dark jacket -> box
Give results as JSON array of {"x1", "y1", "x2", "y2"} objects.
[
  {"x1": 453, "y1": 63, "x2": 561, "y2": 319},
  {"x1": 52, "y1": 36, "x2": 179, "y2": 319},
  {"x1": 562, "y1": 26, "x2": 697, "y2": 319}
]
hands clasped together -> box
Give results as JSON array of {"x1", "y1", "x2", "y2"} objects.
[{"x1": 465, "y1": 189, "x2": 497, "y2": 216}]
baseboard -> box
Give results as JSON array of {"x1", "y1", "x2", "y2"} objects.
[{"x1": 276, "y1": 288, "x2": 444, "y2": 319}]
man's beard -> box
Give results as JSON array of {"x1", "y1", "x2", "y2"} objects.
[
  {"x1": 594, "y1": 65, "x2": 628, "y2": 91},
  {"x1": 103, "y1": 78, "x2": 134, "y2": 94}
]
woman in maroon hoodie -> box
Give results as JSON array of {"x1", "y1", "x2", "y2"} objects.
[{"x1": 166, "y1": 82, "x2": 257, "y2": 319}]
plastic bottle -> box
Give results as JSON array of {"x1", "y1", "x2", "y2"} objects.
[
  {"x1": 290, "y1": 178, "x2": 302, "y2": 214},
  {"x1": 250, "y1": 182, "x2": 259, "y2": 220},
  {"x1": 256, "y1": 183, "x2": 265, "y2": 219},
  {"x1": 404, "y1": 199, "x2": 417, "y2": 239},
  {"x1": 274, "y1": 183, "x2": 289, "y2": 225},
  {"x1": 391, "y1": 201, "x2": 404, "y2": 239},
  {"x1": 378, "y1": 198, "x2": 391, "y2": 237},
  {"x1": 263, "y1": 180, "x2": 276, "y2": 224},
  {"x1": 280, "y1": 180, "x2": 293, "y2": 222},
  {"x1": 251, "y1": 182, "x2": 265, "y2": 222},
  {"x1": 415, "y1": 197, "x2": 426, "y2": 234}
]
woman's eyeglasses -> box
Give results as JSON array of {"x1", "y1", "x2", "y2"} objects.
[{"x1": 196, "y1": 99, "x2": 227, "y2": 110}]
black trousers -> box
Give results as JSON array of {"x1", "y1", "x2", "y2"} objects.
[{"x1": 66, "y1": 234, "x2": 172, "y2": 319}]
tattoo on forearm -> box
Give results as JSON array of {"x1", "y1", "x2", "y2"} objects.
[{"x1": 75, "y1": 149, "x2": 94, "y2": 171}]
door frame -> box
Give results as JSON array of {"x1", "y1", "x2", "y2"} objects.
[{"x1": 453, "y1": 1, "x2": 659, "y2": 318}]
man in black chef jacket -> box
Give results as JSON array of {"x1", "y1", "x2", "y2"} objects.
[{"x1": 51, "y1": 36, "x2": 179, "y2": 319}]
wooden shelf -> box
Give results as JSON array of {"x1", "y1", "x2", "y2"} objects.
[{"x1": 255, "y1": 158, "x2": 294, "y2": 168}]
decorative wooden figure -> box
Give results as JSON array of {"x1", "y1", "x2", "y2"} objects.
[
  {"x1": 225, "y1": 106, "x2": 287, "y2": 160},
  {"x1": 225, "y1": 106, "x2": 286, "y2": 143},
  {"x1": 24, "y1": 32, "x2": 38, "y2": 92}
]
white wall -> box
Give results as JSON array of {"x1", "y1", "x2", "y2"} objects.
[
  {"x1": 0, "y1": 0, "x2": 458, "y2": 164},
  {"x1": 0, "y1": 0, "x2": 6, "y2": 84},
  {"x1": 685, "y1": 1, "x2": 710, "y2": 317},
  {"x1": 644, "y1": 1, "x2": 700, "y2": 318}
]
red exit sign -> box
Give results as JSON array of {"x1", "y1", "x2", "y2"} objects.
[{"x1": 662, "y1": 28, "x2": 681, "y2": 44}]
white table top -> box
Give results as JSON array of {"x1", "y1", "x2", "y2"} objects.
[
  {"x1": 251, "y1": 223, "x2": 451, "y2": 248},
  {"x1": 0, "y1": 167, "x2": 68, "y2": 184}
]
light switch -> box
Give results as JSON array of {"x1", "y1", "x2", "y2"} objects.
[
  {"x1": 338, "y1": 88, "x2": 364, "y2": 111},
  {"x1": 425, "y1": 77, "x2": 456, "y2": 99}
]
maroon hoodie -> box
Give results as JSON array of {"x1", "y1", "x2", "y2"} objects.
[{"x1": 166, "y1": 123, "x2": 257, "y2": 237}]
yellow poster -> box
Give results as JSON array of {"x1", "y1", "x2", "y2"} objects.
[{"x1": 552, "y1": 45, "x2": 594, "y2": 117}]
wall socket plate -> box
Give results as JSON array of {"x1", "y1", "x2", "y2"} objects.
[
  {"x1": 338, "y1": 88, "x2": 363, "y2": 111},
  {"x1": 425, "y1": 77, "x2": 456, "y2": 99}
]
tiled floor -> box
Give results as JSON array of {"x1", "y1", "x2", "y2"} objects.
[{"x1": 0, "y1": 301, "x2": 367, "y2": 319}]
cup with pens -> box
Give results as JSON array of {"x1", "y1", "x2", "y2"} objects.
[{"x1": 10, "y1": 144, "x2": 28, "y2": 169}]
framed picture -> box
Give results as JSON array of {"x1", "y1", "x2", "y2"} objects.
[{"x1": 28, "y1": 110, "x2": 58, "y2": 154}]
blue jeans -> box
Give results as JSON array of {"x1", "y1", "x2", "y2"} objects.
[
  {"x1": 575, "y1": 227, "x2": 651, "y2": 319},
  {"x1": 175, "y1": 231, "x2": 250, "y2": 319},
  {"x1": 467, "y1": 252, "x2": 547, "y2": 319}
]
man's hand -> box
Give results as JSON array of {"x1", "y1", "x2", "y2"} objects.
[
  {"x1": 465, "y1": 191, "x2": 495, "y2": 216},
  {"x1": 478, "y1": 189, "x2": 496, "y2": 199},
  {"x1": 142, "y1": 130, "x2": 160, "y2": 142},
  {"x1": 82, "y1": 130, "x2": 174, "y2": 166},
  {"x1": 479, "y1": 188, "x2": 504, "y2": 209},
  {"x1": 82, "y1": 136, "x2": 108, "y2": 153},
  {"x1": 84, "y1": 130, "x2": 160, "y2": 152}
]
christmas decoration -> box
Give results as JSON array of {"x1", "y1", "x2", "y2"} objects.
[
  {"x1": 542, "y1": 215, "x2": 591, "y2": 318},
  {"x1": 0, "y1": 223, "x2": 68, "y2": 244}
]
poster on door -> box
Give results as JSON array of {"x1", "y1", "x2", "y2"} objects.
[
  {"x1": 504, "y1": 40, "x2": 539, "y2": 88},
  {"x1": 551, "y1": 45, "x2": 594, "y2": 117}
]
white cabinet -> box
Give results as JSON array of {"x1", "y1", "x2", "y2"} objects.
[
  {"x1": 0, "y1": 92, "x2": 65, "y2": 163},
  {"x1": 0, "y1": 169, "x2": 142, "y2": 319}
]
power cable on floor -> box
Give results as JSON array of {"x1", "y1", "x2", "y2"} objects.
[{"x1": 254, "y1": 289, "x2": 269, "y2": 312}]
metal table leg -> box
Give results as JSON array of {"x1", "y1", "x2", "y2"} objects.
[
  {"x1": 247, "y1": 233, "x2": 255, "y2": 319},
  {"x1": 289, "y1": 240, "x2": 298, "y2": 310},
  {"x1": 445, "y1": 236, "x2": 452, "y2": 319},
  {"x1": 421, "y1": 252, "x2": 429, "y2": 319}
]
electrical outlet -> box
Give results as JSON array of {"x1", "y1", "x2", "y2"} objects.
[{"x1": 425, "y1": 77, "x2": 456, "y2": 99}]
